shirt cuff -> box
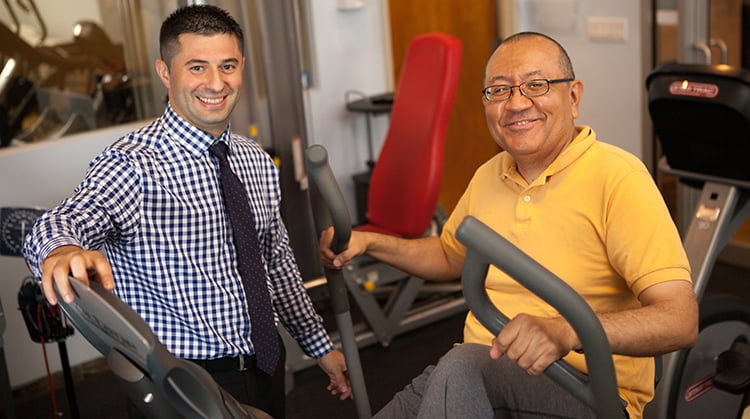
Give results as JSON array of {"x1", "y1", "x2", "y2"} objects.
[{"x1": 297, "y1": 327, "x2": 335, "y2": 359}]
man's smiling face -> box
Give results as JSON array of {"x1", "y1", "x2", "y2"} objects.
[
  {"x1": 482, "y1": 35, "x2": 582, "y2": 174},
  {"x1": 156, "y1": 33, "x2": 245, "y2": 137}
]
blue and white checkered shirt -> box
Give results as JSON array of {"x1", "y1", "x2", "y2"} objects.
[{"x1": 24, "y1": 104, "x2": 334, "y2": 360}]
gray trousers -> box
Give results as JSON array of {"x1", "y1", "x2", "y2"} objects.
[{"x1": 374, "y1": 343, "x2": 599, "y2": 419}]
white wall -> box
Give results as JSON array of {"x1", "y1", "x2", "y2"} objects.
[
  {"x1": 303, "y1": 0, "x2": 392, "y2": 215},
  {"x1": 512, "y1": 0, "x2": 649, "y2": 158}
]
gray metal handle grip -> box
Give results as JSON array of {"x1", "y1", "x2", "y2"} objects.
[
  {"x1": 305, "y1": 144, "x2": 352, "y2": 315},
  {"x1": 456, "y1": 216, "x2": 623, "y2": 418},
  {"x1": 304, "y1": 144, "x2": 372, "y2": 419},
  {"x1": 305, "y1": 145, "x2": 352, "y2": 254}
]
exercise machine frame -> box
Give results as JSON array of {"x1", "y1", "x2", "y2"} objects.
[{"x1": 644, "y1": 62, "x2": 750, "y2": 418}]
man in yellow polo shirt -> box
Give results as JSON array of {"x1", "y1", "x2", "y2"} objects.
[{"x1": 321, "y1": 32, "x2": 698, "y2": 418}]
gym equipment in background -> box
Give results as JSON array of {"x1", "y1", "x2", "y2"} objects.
[
  {"x1": 284, "y1": 33, "x2": 464, "y2": 378},
  {"x1": 332, "y1": 32, "x2": 464, "y2": 351},
  {"x1": 0, "y1": 298, "x2": 16, "y2": 419},
  {"x1": 0, "y1": 0, "x2": 135, "y2": 147},
  {"x1": 1, "y1": 206, "x2": 79, "y2": 418},
  {"x1": 645, "y1": 62, "x2": 750, "y2": 419}
]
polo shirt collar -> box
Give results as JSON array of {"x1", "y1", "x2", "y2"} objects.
[
  {"x1": 544, "y1": 125, "x2": 595, "y2": 177},
  {"x1": 499, "y1": 125, "x2": 596, "y2": 185}
]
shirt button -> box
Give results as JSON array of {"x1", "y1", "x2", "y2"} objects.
[{"x1": 523, "y1": 195, "x2": 531, "y2": 203}]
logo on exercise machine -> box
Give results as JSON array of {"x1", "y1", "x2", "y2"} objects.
[
  {"x1": 684, "y1": 373, "x2": 714, "y2": 402},
  {"x1": 669, "y1": 80, "x2": 719, "y2": 98}
]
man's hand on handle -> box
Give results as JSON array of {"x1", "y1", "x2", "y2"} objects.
[{"x1": 40, "y1": 245, "x2": 114, "y2": 305}]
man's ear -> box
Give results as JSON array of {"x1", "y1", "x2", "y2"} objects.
[
  {"x1": 569, "y1": 79, "x2": 584, "y2": 120},
  {"x1": 155, "y1": 59, "x2": 170, "y2": 90}
]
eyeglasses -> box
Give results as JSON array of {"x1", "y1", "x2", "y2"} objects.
[{"x1": 482, "y1": 78, "x2": 574, "y2": 102}]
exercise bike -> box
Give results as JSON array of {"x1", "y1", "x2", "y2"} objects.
[
  {"x1": 304, "y1": 144, "x2": 626, "y2": 418},
  {"x1": 644, "y1": 62, "x2": 750, "y2": 418},
  {"x1": 53, "y1": 278, "x2": 272, "y2": 418}
]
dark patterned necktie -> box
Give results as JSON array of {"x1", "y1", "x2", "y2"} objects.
[{"x1": 210, "y1": 141, "x2": 279, "y2": 375}]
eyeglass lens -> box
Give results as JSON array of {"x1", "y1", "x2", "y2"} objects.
[{"x1": 484, "y1": 79, "x2": 549, "y2": 101}]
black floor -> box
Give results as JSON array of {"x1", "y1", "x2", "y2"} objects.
[{"x1": 9, "y1": 261, "x2": 750, "y2": 419}]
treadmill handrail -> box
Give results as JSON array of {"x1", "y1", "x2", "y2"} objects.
[{"x1": 456, "y1": 216, "x2": 624, "y2": 418}]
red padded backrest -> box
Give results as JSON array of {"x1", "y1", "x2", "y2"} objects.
[{"x1": 363, "y1": 33, "x2": 462, "y2": 237}]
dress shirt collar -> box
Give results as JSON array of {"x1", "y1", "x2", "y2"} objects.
[{"x1": 161, "y1": 103, "x2": 233, "y2": 157}]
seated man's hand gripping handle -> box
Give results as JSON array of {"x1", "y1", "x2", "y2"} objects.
[
  {"x1": 457, "y1": 216, "x2": 624, "y2": 419},
  {"x1": 305, "y1": 145, "x2": 352, "y2": 315}
]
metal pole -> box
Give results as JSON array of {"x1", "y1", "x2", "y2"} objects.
[
  {"x1": 0, "y1": 298, "x2": 16, "y2": 419},
  {"x1": 677, "y1": 0, "x2": 711, "y2": 64},
  {"x1": 305, "y1": 145, "x2": 372, "y2": 419},
  {"x1": 57, "y1": 341, "x2": 80, "y2": 419}
]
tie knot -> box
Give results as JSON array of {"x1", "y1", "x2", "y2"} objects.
[{"x1": 210, "y1": 141, "x2": 229, "y2": 160}]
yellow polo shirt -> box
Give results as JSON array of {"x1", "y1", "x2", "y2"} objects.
[{"x1": 440, "y1": 126, "x2": 691, "y2": 418}]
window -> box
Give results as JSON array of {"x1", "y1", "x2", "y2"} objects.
[{"x1": 0, "y1": 0, "x2": 171, "y2": 148}]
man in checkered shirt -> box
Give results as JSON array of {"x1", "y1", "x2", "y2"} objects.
[{"x1": 23, "y1": 5, "x2": 349, "y2": 418}]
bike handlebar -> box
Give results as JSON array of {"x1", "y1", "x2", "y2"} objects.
[{"x1": 456, "y1": 216, "x2": 624, "y2": 418}]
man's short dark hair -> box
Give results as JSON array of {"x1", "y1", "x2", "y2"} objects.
[
  {"x1": 500, "y1": 31, "x2": 576, "y2": 79},
  {"x1": 159, "y1": 5, "x2": 244, "y2": 66}
]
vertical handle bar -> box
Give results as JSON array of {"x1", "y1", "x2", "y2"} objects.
[{"x1": 304, "y1": 144, "x2": 372, "y2": 419}]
